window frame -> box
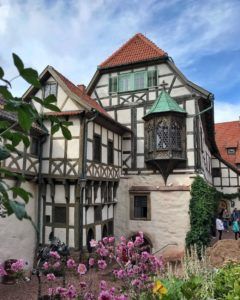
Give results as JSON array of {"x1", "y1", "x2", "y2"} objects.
[
  {"x1": 93, "y1": 134, "x2": 102, "y2": 163},
  {"x1": 53, "y1": 205, "x2": 67, "y2": 225},
  {"x1": 44, "y1": 82, "x2": 57, "y2": 98},
  {"x1": 107, "y1": 140, "x2": 114, "y2": 165},
  {"x1": 212, "y1": 167, "x2": 221, "y2": 177},
  {"x1": 130, "y1": 192, "x2": 151, "y2": 221},
  {"x1": 227, "y1": 148, "x2": 236, "y2": 155},
  {"x1": 30, "y1": 137, "x2": 39, "y2": 156}
]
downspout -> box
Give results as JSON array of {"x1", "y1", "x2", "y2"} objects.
[
  {"x1": 192, "y1": 93, "x2": 214, "y2": 172},
  {"x1": 79, "y1": 109, "x2": 99, "y2": 261},
  {"x1": 37, "y1": 134, "x2": 47, "y2": 246}
]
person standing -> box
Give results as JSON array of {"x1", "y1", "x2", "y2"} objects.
[
  {"x1": 216, "y1": 215, "x2": 224, "y2": 240},
  {"x1": 232, "y1": 218, "x2": 240, "y2": 240},
  {"x1": 223, "y1": 209, "x2": 230, "y2": 232}
]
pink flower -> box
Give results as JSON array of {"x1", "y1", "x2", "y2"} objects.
[
  {"x1": 77, "y1": 263, "x2": 87, "y2": 275},
  {"x1": 141, "y1": 251, "x2": 150, "y2": 261},
  {"x1": 127, "y1": 241, "x2": 134, "y2": 249},
  {"x1": 134, "y1": 236, "x2": 143, "y2": 246},
  {"x1": 115, "y1": 295, "x2": 128, "y2": 300},
  {"x1": 53, "y1": 261, "x2": 61, "y2": 268},
  {"x1": 90, "y1": 239, "x2": 98, "y2": 248},
  {"x1": 108, "y1": 237, "x2": 115, "y2": 243},
  {"x1": 99, "y1": 280, "x2": 107, "y2": 290},
  {"x1": 115, "y1": 269, "x2": 126, "y2": 279},
  {"x1": 65, "y1": 284, "x2": 77, "y2": 299},
  {"x1": 0, "y1": 265, "x2": 7, "y2": 276},
  {"x1": 49, "y1": 251, "x2": 60, "y2": 259},
  {"x1": 102, "y1": 237, "x2": 109, "y2": 244},
  {"x1": 88, "y1": 257, "x2": 95, "y2": 267},
  {"x1": 11, "y1": 259, "x2": 25, "y2": 272},
  {"x1": 48, "y1": 287, "x2": 56, "y2": 296},
  {"x1": 56, "y1": 287, "x2": 67, "y2": 295},
  {"x1": 47, "y1": 273, "x2": 56, "y2": 281},
  {"x1": 43, "y1": 262, "x2": 49, "y2": 270},
  {"x1": 98, "y1": 247, "x2": 109, "y2": 257},
  {"x1": 98, "y1": 290, "x2": 112, "y2": 300},
  {"x1": 84, "y1": 292, "x2": 95, "y2": 300},
  {"x1": 67, "y1": 258, "x2": 76, "y2": 269},
  {"x1": 79, "y1": 281, "x2": 87, "y2": 289},
  {"x1": 98, "y1": 260, "x2": 107, "y2": 270}
]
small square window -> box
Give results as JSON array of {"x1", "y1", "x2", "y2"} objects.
[
  {"x1": 227, "y1": 148, "x2": 236, "y2": 155},
  {"x1": 130, "y1": 193, "x2": 151, "y2": 220},
  {"x1": 54, "y1": 206, "x2": 66, "y2": 224},
  {"x1": 212, "y1": 168, "x2": 221, "y2": 177},
  {"x1": 44, "y1": 83, "x2": 57, "y2": 98},
  {"x1": 93, "y1": 134, "x2": 101, "y2": 162}
]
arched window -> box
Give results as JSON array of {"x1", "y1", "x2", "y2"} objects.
[
  {"x1": 171, "y1": 121, "x2": 181, "y2": 150},
  {"x1": 156, "y1": 121, "x2": 169, "y2": 150}
]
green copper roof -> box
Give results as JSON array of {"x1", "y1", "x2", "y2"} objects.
[{"x1": 146, "y1": 90, "x2": 186, "y2": 116}]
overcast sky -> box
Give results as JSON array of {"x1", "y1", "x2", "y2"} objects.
[{"x1": 0, "y1": 0, "x2": 240, "y2": 123}]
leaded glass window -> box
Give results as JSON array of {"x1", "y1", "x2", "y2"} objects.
[
  {"x1": 156, "y1": 121, "x2": 169, "y2": 149},
  {"x1": 171, "y1": 121, "x2": 181, "y2": 150}
]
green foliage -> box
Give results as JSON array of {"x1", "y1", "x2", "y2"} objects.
[
  {"x1": 186, "y1": 176, "x2": 220, "y2": 254},
  {"x1": 214, "y1": 264, "x2": 240, "y2": 299},
  {"x1": 161, "y1": 277, "x2": 184, "y2": 300},
  {"x1": 0, "y1": 54, "x2": 72, "y2": 221}
]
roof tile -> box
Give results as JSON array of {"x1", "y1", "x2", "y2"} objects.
[
  {"x1": 215, "y1": 121, "x2": 240, "y2": 169},
  {"x1": 99, "y1": 33, "x2": 167, "y2": 69}
]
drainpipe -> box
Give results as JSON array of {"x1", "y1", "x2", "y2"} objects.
[
  {"x1": 79, "y1": 109, "x2": 99, "y2": 261},
  {"x1": 37, "y1": 134, "x2": 47, "y2": 246},
  {"x1": 192, "y1": 93, "x2": 214, "y2": 172}
]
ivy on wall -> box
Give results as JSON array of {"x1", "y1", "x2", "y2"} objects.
[{"x1": 185, "y1": 176, "x2": 240, "y2": 253}]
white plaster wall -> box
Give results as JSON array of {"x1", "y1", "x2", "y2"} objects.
[
  {"x1": 0, "y1": 180, "x2": 37, "y2": 269},
  {"x1": 115, "y1": 174, "x2": 193, "y2": 252},
  {"x1": 95, "y1": 225, "x2": 102, "y2": 241},
  {"x1": 69, "y1": 229, "x2": 75, "y2": 248}
]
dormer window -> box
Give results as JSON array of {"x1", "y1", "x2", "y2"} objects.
[
  {"x1": 227, "y1": 148, "x2": 236, "y2": 155},
  {"x1": 44, "y1": 83, "x2": 57, "y2": 98}
]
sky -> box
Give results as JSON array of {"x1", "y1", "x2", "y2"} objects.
[{"x1": 0, "y1": 0, "x2": 240, "y2": 123}]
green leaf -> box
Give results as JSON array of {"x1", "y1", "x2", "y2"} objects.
[
  {"x1": 61, "y1": 125, "x2": 72, "y2": 140},
  {"x1": 0, "y1": 85, "x2": 13, "y2": 100},
  {"x1": 0, "y1": 146, "x2": 10, "y2": 160},
  {"x1": 32, "y1": 96, "x2": 43, "y2": 105},
  {"x1": 0, "y1": 120, "x2": 10, "y2": 129},
  {"x1": 43, "y1": 103, "x2": 61, "y2": 112},
  {"x1": 18, "y1": 108, "x2": 33, "y2": 131},
  {"x1": 0, "y1": 67, "x2": 4, "y2": 78},
  {"x1": 20, "y1": 134, "x2": 30, "y2": 148},
  {"x1": 51, "y1": 123, "x2": 60, "y2": 135},
  {"x1": 9, "y1": 200, "x2": 27, "y2": 220},
  {"x1": 20, "y1": 68, "x2": 41, "y2": 88},
  {"x1": 44, "y1": 94, "x2": 57, "y2": 104},
  {"x1": 61, "y1": 121, "x2": 73, "y2": 127},
  {"x1": 11, "y1": 187, "x2": 32, "y2": 204},
  {"x1": 0, "y1": 167, "x2": 24, "y2": 180},
  {"x1": 12, "y1": 53, "x2": 24, "y2": 72}
]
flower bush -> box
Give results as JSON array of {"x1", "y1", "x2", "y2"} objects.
[{"x1": 0, "y1": 259, "x2": 26, "y2": 280}]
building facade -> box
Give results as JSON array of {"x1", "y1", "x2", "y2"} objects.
[{"x1": 1, "y1": 33, "x2": 240, "y2": 265}]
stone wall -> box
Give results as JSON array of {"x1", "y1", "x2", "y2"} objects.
[{"x1": 115, "y1": 173, "x2": 193, "y2": 253}]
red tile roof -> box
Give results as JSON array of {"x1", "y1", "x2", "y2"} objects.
[
  {"x1": 99, "y1": 33, "x2": 167, "y2": 69},
  {"x1": 53, "y1": 68, "x2": 109, "y2": 116},
  {"x1": 215, "y1": 121, "x2": 240, "y2": 168}
]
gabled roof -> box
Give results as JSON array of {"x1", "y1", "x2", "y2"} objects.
[
  {"x1": 215, "y1": 121, "x2": 240, "y2": 169},
  {"x1": 99, "y1": 33, "x2": 168, "y2": 69},
  {"x1": 144, "y1": 90, "x2": 186, "y2": 119}
]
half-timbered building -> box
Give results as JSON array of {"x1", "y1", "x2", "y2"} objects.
[{"x1": 1, "y1": 33, "x2": 240, "y2": 265}]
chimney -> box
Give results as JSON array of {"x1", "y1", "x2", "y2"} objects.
[{"x1": 77, "y1": 84, "x2": 86, "y2": 93}]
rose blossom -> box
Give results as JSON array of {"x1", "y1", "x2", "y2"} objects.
[
  {"x1": 102, "y1": 237, "x2": 109, "y2": 244},
  {"x1": 43, "y1": 262, "x2": 49, "y2": 270},
  {"x1": 53, "y1": 261, "x2": 61, "y2": 268},
  {"x1": 65, "y1": 284, "x2": 77, "y2": 299},
  {"x1": 47, "y1": 273, "x2": 56, "y2": 281},
  {"x1": 98, "y1": 290, "x2": 112, "y2": 300},
  {"x1": 84, "y1": 292, "x2": 95, "y2": 300},
  {"x1": 67, "y1": 258, "x2": 76, "y2": 269},
  {"x1": 98, "y1": 259, "x2": 107, "y2": 270},
  {"x1": 77, "y1": 263, "x2": 87, "y2": 275},
  {"x1": 90, "y1": 239, "x2": 98, "y2": 248},
  {"x1": 11, "y1": 259, "x2": 25, "y2": 272},
  {"x1": 99, "y1": 280, "x2": 107, "y2": 290},
  {"x1": 108, "y1": 236, "x2": 115, "y2": 243},
  {"x1": 49, "y1": 251, "x2": 60, "y2": 259},
  {"x1": 88, "y1": 257, "x2": 95, "y2": 267},
  {"x1": 56, "y1": 287, "x2": 67, "y2": 296}
]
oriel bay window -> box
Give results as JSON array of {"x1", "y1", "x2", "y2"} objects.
[
  {"x1": 109, "y1": 70, "x2": 157, "y2": 93},
  {"x1": 130, "y1": 193, "x2": 151, "y2": 220}
]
